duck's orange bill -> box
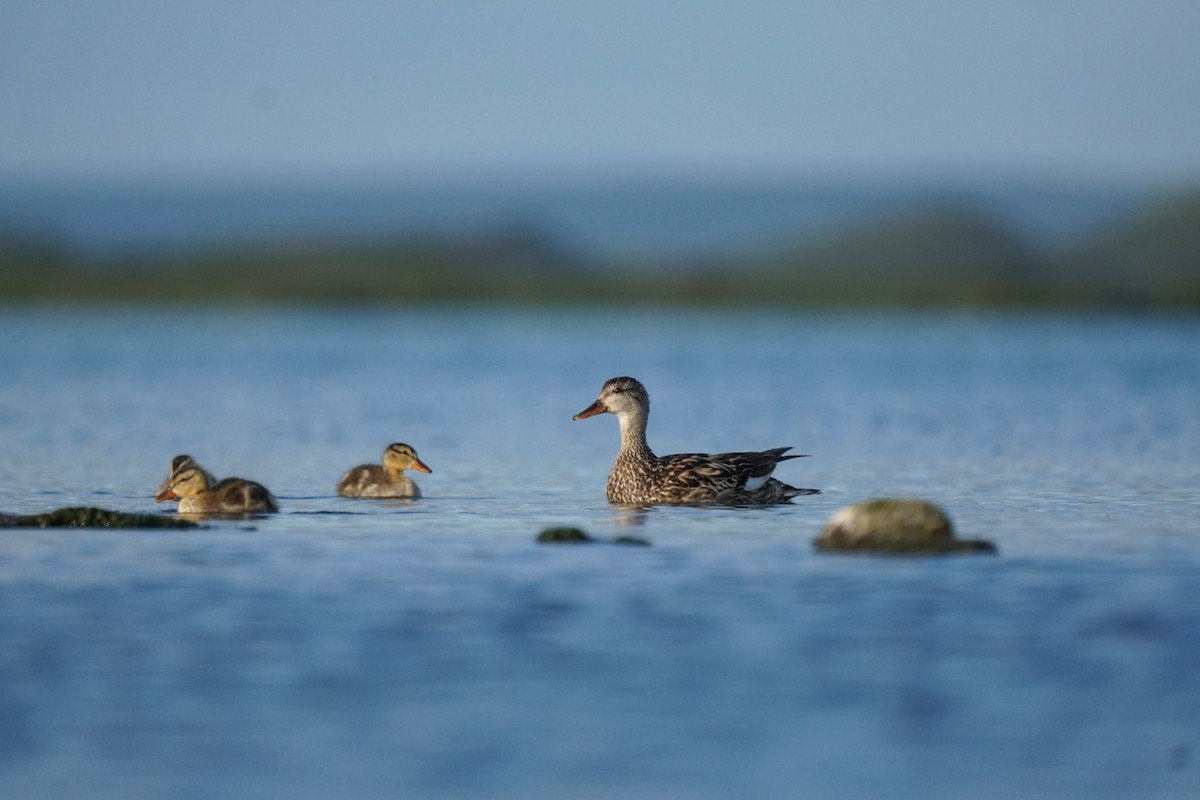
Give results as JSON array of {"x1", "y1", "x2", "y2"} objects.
[
  {"x1": 410, "y1": 459, "x2": 432, "y2": 474},
  {"x1": 154, "y1": 488, "x2": 178, "y2": 502},
  {"x1": 573, "y1": 400, "x2": 608, "y2": 420}
]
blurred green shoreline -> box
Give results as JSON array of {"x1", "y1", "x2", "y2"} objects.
[{"x1": 4, "y1": 189, "x2": 1197, "y2": 308}]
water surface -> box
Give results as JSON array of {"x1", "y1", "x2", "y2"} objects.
[{"x1": 0, "y1": 308, "x2": 1197, "y2": 799}]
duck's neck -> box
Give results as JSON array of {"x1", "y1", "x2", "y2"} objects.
[{"x1": 615, "y1": 407, "x2": 655, "y2": 462}]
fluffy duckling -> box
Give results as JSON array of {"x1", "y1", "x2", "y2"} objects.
[
  {"x1": 155, "y1": 465, "x2": 279, "y2": 514},
  {"x1": 336, "y1": 442, "x2": 431, "y2": 498}
]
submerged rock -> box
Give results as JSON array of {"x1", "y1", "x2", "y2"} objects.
[
  {"x1": 1, "y1": 506, "x2": 199, "y2": 529},
  {"x1": 536, "y1": 526, "x2": 595, "y2": 543},
  {"x1": 536, "y1": 527, "x2": 652, "y2": 546},
  {"x1": 814, "y1": 498, "x2": 996, "y2": 554}
]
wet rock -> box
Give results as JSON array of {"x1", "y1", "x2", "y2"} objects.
[
  {"x1": 1, "y1": 506, "x2": 199, "y2": 529},
  {"x1": 536, "y1": 526, "x2": 594, "y2": 543},
  {"x1": 814, "y1": 498, "x2": 996, "y2": 554},
  {"x1": 535, "y1": 527, "x2": 652, "y2": 546}
]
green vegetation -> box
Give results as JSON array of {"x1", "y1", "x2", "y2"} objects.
[
  {"x1": 1052, "y1": 191, "x2": 1200, "y2": 305},
  {"x1": 3, "y1": 190, "x2": 1198, "y2": 307},
  {"x1": 754, "y1": 212, "x2": 1041, "y2": 306}
]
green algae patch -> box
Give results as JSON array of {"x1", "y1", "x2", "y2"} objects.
[
  {"x1": 814, "y1": 498, "x2": 996, "y2": 555},
  {"x1": 2, "y1": 507, "x2": 199, "y2": 529}
]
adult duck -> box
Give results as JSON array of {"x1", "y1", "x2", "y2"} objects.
[{"x1": 573, "y1": 376, "x2": 818, "y2": 506}]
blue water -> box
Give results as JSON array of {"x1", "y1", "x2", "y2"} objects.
[{"x1": 0, "y1": 308, "x2": 1198, "y2": 799}]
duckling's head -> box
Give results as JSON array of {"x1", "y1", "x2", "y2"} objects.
[
  {"x1": 383, "y1": 443, "x2": 432, "y2": 476},
  {"x1": 169, "y1": 454, "x2": 198, "y2": 475},
  {"x1": 156, "y1": 454, "x2": 201, "y2": 498},
  {"x1": 155, "y1": 466, "x2": 211, "y2": 502},
  {"x1": 574, "y1": 376, "x2": 649, "y2": 420}
]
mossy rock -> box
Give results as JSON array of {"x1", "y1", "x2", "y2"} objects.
[
  {"x1": 535, "y1": 527, "x2": 652, "y2": 546},
  {"x1": 814, "y1": 498, "x2": 995, "y2": 554},
  {"x1": 536, "y1": 526, "x2": 594, "y2": 543},
  {"x1": 2, "y1": 507, "x2": 199, "y2": 529}
]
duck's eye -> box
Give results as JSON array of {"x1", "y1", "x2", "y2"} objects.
[{"x1": 611, "y1": 386, "x2": 623, "y2": 394}]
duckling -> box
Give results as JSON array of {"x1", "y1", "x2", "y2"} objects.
[
  {"x1": 155, "y1": 465, "x2": 279, "y2": 514},
  {"x1": 336, "y1": 442, "x2": 431, "y2": 498},
  {"x1": 155, "y1": 454, "x2": 215, "y2": 500}
]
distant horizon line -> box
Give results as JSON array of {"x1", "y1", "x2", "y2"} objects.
[{"x1": 1, "y1": 161, "x2": 1193, "y2": 193}]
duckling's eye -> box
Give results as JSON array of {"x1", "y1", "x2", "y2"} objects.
[{"x1": 611, "y1": 386, "x2": 623, "y2": 394}]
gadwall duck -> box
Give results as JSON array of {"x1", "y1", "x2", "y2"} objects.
[
  {"x1": 573, "y1": 376, "x2": 818, "y2": 505},
  {"x1": 336, "y1": 442, "x2": 431, "y2": 498}
]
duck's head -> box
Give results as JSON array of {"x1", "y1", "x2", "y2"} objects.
[
  {"x1": 574, "y1": 376, "x2": 649, "y2": 420},
  {"x1": 155, "y1": 466, "x2": 211, "y2": 502},
  {"x1": 383, "y1": 443, "x2": 432, "y2": 475}
]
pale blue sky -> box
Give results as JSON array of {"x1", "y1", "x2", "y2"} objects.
[{"x1": 4, "y1": 1, "x2": 1200, "y2": 183}]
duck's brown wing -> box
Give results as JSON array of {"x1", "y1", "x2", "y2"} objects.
[
  {"x1": 661, "y1": 447, "x2": 805, "y2": 492},
  {"x1": 648, "y1": 454, "x2": 735, "y2": 502}
]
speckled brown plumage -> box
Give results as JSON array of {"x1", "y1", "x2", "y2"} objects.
[{"x1": 574, "y1": 376, "x2": 820, "y2": 506}]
